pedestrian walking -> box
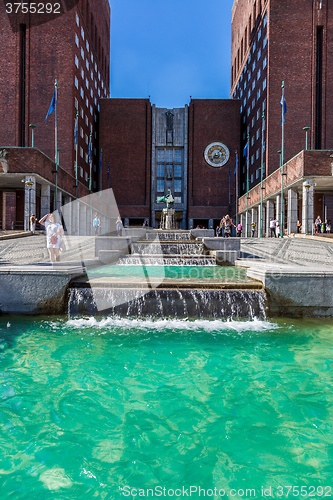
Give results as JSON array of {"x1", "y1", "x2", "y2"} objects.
[
  {"x1": 30, "y1": 214, "x2": 37, "y2": 234},
  {"x1": 237, "y1": 222, "x2": 242, "y2": 237},
  {"x1": 39, "y1": 213, "x2": 64, "y2": 263},
  {"x1": 269, "y1": 218, "x2": 276, "y2": 237},
  {"x1": 93, "y1": 214, "x2": 100, "y2": 236},
  {"x1": 116, "y1": 216, "x2": 123, "y2": 236}
]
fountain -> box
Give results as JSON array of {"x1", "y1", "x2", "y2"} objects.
[{"x1": 68, "y1": 228, "x2": 266, "y2": 319}]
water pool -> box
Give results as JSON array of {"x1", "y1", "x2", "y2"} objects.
[
  {"x1": 88, "y1": 265, "x2": 248, "y2": 281},
  {"x1": 0, "y1": 316, "x2": 333, "y2": 498}
]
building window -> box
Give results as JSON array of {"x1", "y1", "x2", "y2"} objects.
[
  {"x1": 251, "y1": 173, "x2": 254, "y2": 183},
  {"x1": 263, "y1": 35, "x2": 267, "y2": 48},
  {"x1": 90, "y1": 89, "x2": 93, "y2": 98},
  {"x1": 257, "y1": 48, "x2": 261, "y2": 60},
  {"x1": 85, "y1": 153, "x2": 88, "y2": 163},
  {"x1": 174, "y1": 180, "x2": 181, "y2": 192},
  {"x1": 76, "y1": 13, "x2": 79, "y2": 26},
  {"x1": 258, "y1": 28, "x2": 261, "y2": 41},
  {"x1": 86, "y1": 59, "x2": 89, "y2": 70},
  {"x1": 263, "y1": 56, "x2": 267, "y2": 69},
  {"x1": 251, "y1": 117, "x2": 255, "y2": 128},
  {"x1": 85, "y1": 134, "x2": 88, "y2": 144},
  {"x1": 75, "y1": 76, "x2": 78, "y2": 88},
  {"x1": 80, "y1": 127, "x2": 83, "y2": 138},
  {"x1": 166, "y1": 150, "x2": 173, "y2": 162},
  {"x1": 75, "y1": 55, "x2": 79, "y2": 68},
  {"x1": 175, "y1": 150, "x2": 182, "y2": 162},
  {"x1": 248, "y1": 72, "x2": 251, "y2": 81},
  {"x1": 252, "y1": 41, "x2": 256, "y2": 53},
  {"x1": 86, "y1": 41, "x2": 89, "y2": 52},
  {"x1": 263, "y1": 78, "x2": 267, "y2": 90},
  {"x1": 90, "y1": 105, "x2": 93, "y2": 115},
  {"x1": 252, "y1": 60, "x2": 256, "y2": 71},
  {"x1": 80, "y1": 87, "x2": 84, "y2": 99},
  {"x1": 247, "y1": 107, "x2": 250, "y2": 116},
  {"x1": 98, "y1": 71, "x2": 100, "y2": 81},
  {"x1": 157, "y1": 179, "x2": 164, "y2": 192},
  {"x1": 85, "y1": 78, "x2": 89, "y2": 89},
  {"x1": 264, "y1": 13, "x2": 267, "y2": 27},
  {"x1": 174, "y1": 196, "x2": 182, "y2": 204},
  {"x1": 85, "y1": 171, "x2": 88, "y2": 181},
  {"x1": 80, "y1": 166, "x2": 83, "y2": 177},
  {"x1": 256, "y1": 149, "x2": 260, "y2": 159},
  {"x1": 75, "y1": 33, "x2": 79, "y2": 47},
  {"x1": 251, "y1": 155, "x2": 254, "y2": 165},
  {"x1": 257, "y1": 69, "x2": 261, "y2": 80},
  {"x1": 248, "y1": 89, "x2": 251, "y2": 99},
  {"x1": 81, "y1": 47, "x2": 84, "y2": 59},
  {"x1": 251, "y1": 136, "x2": 254, "y2": 146},
  {"x1": 256, "y1": 168, "x2": 260, "y2": 179},
  {"x1": 257, "y1": 109, "x2": 260, "y2": 120},
  {"x1": 80, "y1": 147, "x2": 83, "y2": 158},
  {"x1": 80, "y1": 107, "x2": 84, "y2": 118},
  {"x1": 81, "y1": 27, "x2": 85, "y2": 40},
  {"x1": 174, "y1": 164, "x2": 181, "y2": 177},
  {"x1": 252, "y1": 99, "x2": 255, "y2": 109},
  {"x1": 75, "y1": 97, "x2": 78, "y2": 109},
  {"x1": 157, "y1": 165, "x2": 164, "y2": 177},
  {"x1": 252, "y1": 80, "x2": 255, "y2": 90},
  {"x1": 263, "y1": 99, "x2": 266, "y2": 111},
  {"x1": 256, "y1": 129, "x2": 260, "y2": 140},
  {"x1": 257, "y1": 89, "x2": 261, "y2": 100},
  {"x1": 157, "y1": 150, "x2": 164, "y2": 162}
]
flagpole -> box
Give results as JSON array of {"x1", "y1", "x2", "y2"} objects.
[
  {"x1": 235, "y1": 150, "x2": 238, "y2": 226},
  {"x1": 281, "y1": 81, "x2": 285, "y2": 239},
  {"x1": 75, "y1": 111, "x2": 78, "y2": 200},
  {"x1": 246, "y1": 134, "x2": 250, "y2": 238},
  {"x1": 260, "y1": 112, "x2": 265, "y2": 238},
  {"x1": 55, "y1": 79, "x2": 58, "y2": 211}
]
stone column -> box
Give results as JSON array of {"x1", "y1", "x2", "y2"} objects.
[
  {"x1": 240, "y1": 213, "x2": 246, "y2": 236},
  {"x1": 287, "y1": 189, "x2": 298, "y2": 235},
  {"x1": 275, "y1": 194, "x2": 281, "y2": 226},
  {"x1": 266, "y1": 200, "x2": 274, "y2": 237},
  {"x1": 79, "y1": 203, "x2": 87, "y2": 235},
  {"x1": 62, "y1": 196, "x2": 72, "y2": 234},
  {"x1": 251, "y1": 207, "x2": 258, "y2": 237},
  {"x1": 24, "y1": 176, "x2": 36, "y2": 230},
  {"x1": 302, "y1": 180, "x2": 314, "y2": 234},
  {"x1": 258, "y1": 203, "x2": 266, "y2": 237},
  {"x1": 41, "y1": 184, "x2": 50, "y2": 217}
]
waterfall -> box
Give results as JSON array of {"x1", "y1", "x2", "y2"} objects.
[{"x1": 68, "y1": 288, "x2": 266, "y2": 320}]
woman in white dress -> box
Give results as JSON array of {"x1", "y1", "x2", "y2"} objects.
[{"x1": 39, "y1": 213, "x2": 64, "y2": 262}]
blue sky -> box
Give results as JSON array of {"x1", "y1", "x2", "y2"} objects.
[{"x1": 110, "y1": 0, "x2": 235, "y2": 108}]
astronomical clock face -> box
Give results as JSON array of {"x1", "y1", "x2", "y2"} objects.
[{"x1": 204, "y1": 142, "x2": 230, "y2": 168}]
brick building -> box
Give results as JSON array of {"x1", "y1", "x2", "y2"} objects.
[
  {"x1": 0, "y1": 0, "x2": 110, "y2": 230},
  {"x1": 100, "y1": 98, "x2": 240, "y2": 229},
  {"x1": 231, "y1": 0, "x2": 333, "y2": 234}
]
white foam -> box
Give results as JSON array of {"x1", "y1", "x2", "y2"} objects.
[{"x1": 66, "y1": 316, "x2": 278, "y2": 334}]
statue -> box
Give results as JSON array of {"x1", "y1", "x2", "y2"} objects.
[
  {"x1": 157, "y1": 189, "x2": 174, "y2": 209},
  {"x1": 0, "y1": 149, "x2": 9, "y2": 173}
]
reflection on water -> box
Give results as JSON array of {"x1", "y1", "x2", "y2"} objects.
[{"x1": 0, "y1": 316, "x2": 332, "y2": 499}]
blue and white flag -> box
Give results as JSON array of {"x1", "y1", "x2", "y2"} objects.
[
  {"x1": 262, "y1": 115, "x2": 266, "y2": 151},
  {"x1": 243, "y1": 141, "x2": 249, "y2": 160},
  {"x1": 234, "y1": 151, "x2": 238, "y2": 175},
  {"x1": 88, "y1": 135, "x2": 92, "y2": 163},
  {"x1": 280, "y1": 87, "x2": 287, "y2": 125},
  {"x1": 45, "y1": 89, "x2": 56, "y2": 122},
  {"x1": 74, "y1": 114, "x2": 78, "y2": 146}
]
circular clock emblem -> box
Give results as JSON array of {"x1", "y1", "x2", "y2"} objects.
[{"x1": 204, "y1": 142, "x2": 230, "y2": 167}]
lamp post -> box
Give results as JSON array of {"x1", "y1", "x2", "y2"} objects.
[
  {"x1": 25, "y1": 180, "x2": 34, "y2": 231},
  {"x1": 303, "y1": 127, "x2": 311, "y2": 150},
  {"x1": 304, "y1": 182, "x2": 312, "y2": 235},
  {"x1": 29, "y1": 124, "x2": 36, "y2": 147}
]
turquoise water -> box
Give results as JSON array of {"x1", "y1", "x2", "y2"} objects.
[
  {"x1": 1, "y1": 317, "x2": 333, "y2": 499},
  {"x1": 89, "y1": 265, "x2": 248, "y2": 280}
]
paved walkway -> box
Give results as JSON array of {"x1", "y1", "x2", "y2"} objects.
[{"x1": 240, "y1": 236, "x2": 333, "y2": 267}]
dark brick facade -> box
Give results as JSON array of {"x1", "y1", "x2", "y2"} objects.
[
  {"x1": 188, "y1": 99, "x2": 241, "y2": 221},
  {"x1": 99, "y1": 99, "x2": 152, "y2": 218},
  {"x1": 0, "y1": 0, "x2": 110, "y2": 191}
]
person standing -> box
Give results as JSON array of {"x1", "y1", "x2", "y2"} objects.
[
  {"x1": 276, "y1": 220, "x2": 281, "y2": 238},
  {"x1": 93, "y1": 214, "x2": 100, "y2": 236},
  {"x1": 39, "y1": 213, "x2": 64, "y2": 263},
  {"x1": 116, "y1": 216, "x2": 123, "y2": 236},
  {"x1": 269, "y1": 218, "x2": 276, "y2": 238},
  {"x1": 251, "y1": 221, "x2": 256, "y2": 237},
  {"x1": 237, "y1": 222, "x2": 242, "y2": 237},
  {"x1": 30, "y1": 214, "x2": 37, "y2": 234}
]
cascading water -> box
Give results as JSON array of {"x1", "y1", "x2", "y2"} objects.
[{"x1": 68, "y1": 229, "x2": 266, "y2": 319}]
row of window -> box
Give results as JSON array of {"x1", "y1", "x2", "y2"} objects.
[
  {"x1": 157, "y1": 180, "x2": 182, "y2": 193},
  {"x1": 157, "y1": 149, "x2": 182, "y2": 162},
  {"x1": 157, "y1": 165, "x2": 182, "y2": 178}
]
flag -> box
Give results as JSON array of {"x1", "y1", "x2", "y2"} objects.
[
  {"x1": 234, "y1": 152, "x2": 238, "y2": 175},
  {"x1": 74, "y1": 113, "x2": 78, "y2": 146},
  {"x1": 243, "y1": 141, "x2": 249, "y2": 160},
  {"x1": 45, "y1": 89, "x2": 56, "y2": 122},
  {"x1": 88, "y1": 134, "x2": 92, "y2": 163},
  {"x1": 262, "y1": 114, "x2": 266, "y2": 151},
  {"x1": 280, "y1": 87, "x2": 287, "y2": 125}
]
